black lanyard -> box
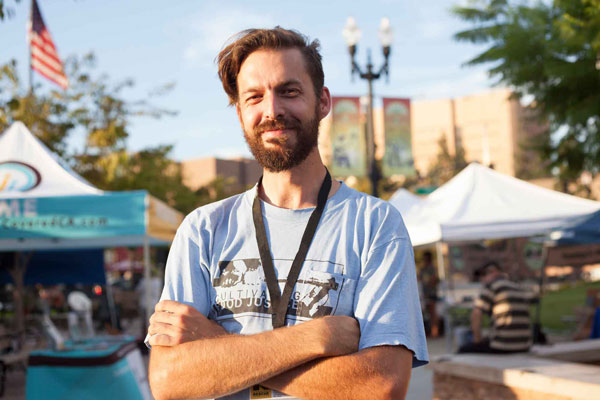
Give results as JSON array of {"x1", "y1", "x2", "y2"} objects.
[{"x1": 252, "y1": 171, "x2": 332, "y2": 329}]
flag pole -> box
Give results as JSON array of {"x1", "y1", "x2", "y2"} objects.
[
  {"x1": 28, "y1": 0, "x2": 34, "y2": 94},
  {"x1": 28, "y1": 0, "x2": 68, "y2": 91}
]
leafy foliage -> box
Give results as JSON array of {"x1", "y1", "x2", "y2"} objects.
[
  {"x1": 421, "y1": 136, "x2": 469, "y2": 187},
  {"x1": 0, "y1": 60, "x2": 74, "y2": 157},
  {"x1": 452, "y1": 0, "x2": 600, "y2": 192},
  {"x1": 194, "y1": 176, "x2": 247, "y2": 208},
  {"x1": 0, "y1": 55, "x2": 208, "y2": 213},
  {"x1": 0, "y1": 0, "x2": 20, "y2": 20}
]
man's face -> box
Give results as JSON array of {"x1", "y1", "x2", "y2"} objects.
[
  {"x1": 480, "y1": 267, "x2": 499, "y2": 284},
  {"x1": 235, "y1": 48, "x2": 330, "y2": 172}
]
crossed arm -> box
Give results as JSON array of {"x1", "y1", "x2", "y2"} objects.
[{"x1": 148, "y1": 300, "x2": 412, "y2": 400}]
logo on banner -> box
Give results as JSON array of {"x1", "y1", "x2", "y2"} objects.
[
  {"x1": 330, "y1": 97, "x2": 365, "y2": 177},
  {"x1": 0, "y1": 161, "x2": 42, "y2": 192},
  {"x1": 383, "y1": 98, "x2": 414, "y2": 177}
]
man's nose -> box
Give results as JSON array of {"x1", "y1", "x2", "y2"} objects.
[{"x1": 263, "y1": 93, "x2": 284, "y2": 120}]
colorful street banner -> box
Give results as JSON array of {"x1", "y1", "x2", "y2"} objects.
[
  {"x1": 0, "y1": 191, "x2": 146, "y2": 239},
  {"x1": 329, "y1": 97, "x2": 365, "y2": 177},
  {"x1": 382, "y1": 98, "x2": 414, "y2": 177}
]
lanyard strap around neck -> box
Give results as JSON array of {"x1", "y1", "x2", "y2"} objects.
[{"x1": 252, "y1": 170, "x2": 332, "y2": 329}]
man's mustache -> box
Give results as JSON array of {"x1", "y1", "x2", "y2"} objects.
[{"x1": 254, "y1": 118, "x2": 301, "y2": 135}]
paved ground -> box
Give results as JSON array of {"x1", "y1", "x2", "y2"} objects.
[
  {"x1": 5, "y1": 336, "x2": 449, "y2": 400},
  {"x1": 406, "y1": 336, "x2": 447, "y2": 400},
  {"x1": 2, "y1": 366, "x2": 25, "y2": 400}
]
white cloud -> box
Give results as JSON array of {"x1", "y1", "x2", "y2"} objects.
[
  {"x1": 182, "y1": 8, "x2": 276, "y2": 68},
  {"x1": 408, "y1": 69, "x2": 492, "y2": 99},
  {"x1": 418, "y1": 20, "x2": 452, "y2": 40}
]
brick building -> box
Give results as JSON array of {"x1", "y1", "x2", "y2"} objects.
[
  {"x1": 181, "y1": 157, "x2": 261, "y2": 192},
  {"x1": 319, "y1": 88, "x2": 546, "y2": 178}
]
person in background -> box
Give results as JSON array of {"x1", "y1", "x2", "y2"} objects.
[
  {"x1": 419, "y1": 250, "x2": 439, "y2": 338},
  {"x1": 459, "y1": 261, "x2": 537, "y2": 353}
]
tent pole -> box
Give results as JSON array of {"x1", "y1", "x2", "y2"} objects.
[
  {"x1": 533, "y1": 245, "x2": 548, "y2": 343},
  {"x1": 8, "y1": 251, "x2": 32, "y2": 350},
  {"x1": 436, "y1": 241, "x2": 452, "y2": 352},
  {"x1": 103, "y1": 269, "x2": 118, "y2": 330},
  {"x1": 143, "y1": 236, "x2": 152, "y2": 331}
]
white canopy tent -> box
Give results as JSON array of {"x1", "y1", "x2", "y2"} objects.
[
  {"x1": 0, "y1": 122, "x2": 102, "y2": 198},
  {"x1": 0, "y1": 122, "x2": 183, "y2": 333},
  {"x1": 388, "y1": 188, "x2": 423, "y2": 216},
  {"x1": 401, "y1": 163, "x2": 600, "y2": 247},
  {"x1": 391, "y1": 163, "x2": 600, "y2": 350}
]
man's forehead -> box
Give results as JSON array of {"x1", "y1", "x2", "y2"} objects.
[{"x1": 237, "y1": 48, "x2": 310, "y2": 88}]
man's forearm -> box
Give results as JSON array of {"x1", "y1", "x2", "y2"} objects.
[
  {"x1": 471, "y1": 309, "x2": 482, "y2": 342},
  {"x1": 149, "y1": 317, "x2": 356, "y2": 400},
  {"x1": 263, "y1": 345, "x2": 413, "y2": 400}
]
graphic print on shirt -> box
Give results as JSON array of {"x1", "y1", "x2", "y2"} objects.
[{"x1": 212, "y1": 258, "x2": 346, "y2": 320}]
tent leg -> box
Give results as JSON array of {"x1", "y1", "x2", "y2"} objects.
[
  {"x1": 103, "y1": 270, "x2": 118, "y2": 330},
  {"x1": 8, "y1": 252, "x2": 32, "y2": 350},
  {"x1": 143, "y1": 237, "x2": 152, "y2": 332},
  {"x1": 533, "y1": 245, "x2": 548, "y2": 343},
  {"x1": 436, "y1": 242, "x2": 452, "y2": 353}
]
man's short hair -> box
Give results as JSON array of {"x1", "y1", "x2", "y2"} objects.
[
  {"x1": 423, "y1": 250, "x2": 433, "y2": 262},
  {"x1": 217, "y1": 27, "x2": 324, "y2": 105},
  {"x1": 473, "y1": 261, "x2": 501, "y2": 280}
]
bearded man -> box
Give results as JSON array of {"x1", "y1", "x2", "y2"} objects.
[{"x1": 147, "y1": 27, "x2": 428, "y2": 400}]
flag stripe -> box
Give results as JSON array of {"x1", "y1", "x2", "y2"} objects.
[
  {"x1": 30, "y1": 34, "x2": 61, "y2": 62},
  {"x1": 32, "y1": 59, "x2": 68, "y2": 89},
  {"x1": 31, "y1": 45, "x2": 63, "y2": 72},
  {"x1": 32, "y1": 66, "x2": 68, "y2": 89},
  {"x1": 32, "y1": 63, "x2": 68, "y2": 89},
  {"x1": 31, "y1": 56, "x2": 65, "y2": 83},
  {"x1": 28, "y1": 0, "x2": 68, "y2": 89}
]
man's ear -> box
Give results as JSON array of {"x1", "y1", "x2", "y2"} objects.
[
  {"x1": 318, "y1": 87, "x2": 332, "y2": 120},
  {"x1": 236, "y1": 103, "x2": 243, "y2": 126}
]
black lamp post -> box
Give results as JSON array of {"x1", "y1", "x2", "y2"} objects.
[{"x1": 342, "y1": 17, "x2": 393, "y2": 198}]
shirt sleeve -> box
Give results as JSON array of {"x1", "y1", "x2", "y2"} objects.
[
  {"x1": 353, "y1": 237, "x2": 429, "y2": 368},
  {"x1": 159, "y1": 215, "x2": 213, "y2": 312},
  {"x1": 145, "y1": 214, "x2": 213, "y2": 346},
  {"x1": 474, "y1": 285, "x2": 493, "y2": 314}
]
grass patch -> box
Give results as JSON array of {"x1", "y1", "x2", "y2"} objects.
[{"x1": 538, "y1": 281, "x2": 600, "y2": 333}]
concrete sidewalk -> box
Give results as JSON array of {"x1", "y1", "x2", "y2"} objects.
[{"x1": 406, "y1": 336, "x2": 448, "y2": 400}]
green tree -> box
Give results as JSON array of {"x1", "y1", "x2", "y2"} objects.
[
  {"x1": 0, "y1": 55, "x2": 200, "y2": 213},
  {"x1": 452, "y1": 0, "x2": 600, "y2": 192},
  {"x1": 0, "y1": 0, "x2": 20, "y2": 20},
  {"x1": 422, "y1": 136, "x2": 468, "y2": 187},
  {"x1": 0, "y1": 60, "x2": 74, "y2": 157},
  {"x1": 194, "y1": 176, "x2": 245, "y2": 207}
]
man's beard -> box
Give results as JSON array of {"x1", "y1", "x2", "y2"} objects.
[{"x1": 243, "y1": 107, "x2": 320, "y2": 172}]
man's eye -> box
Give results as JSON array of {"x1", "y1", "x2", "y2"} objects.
[
  {"x1": 246, "y1": 95, "x2": 261, "y2": 102},
  {"x1": 283, "y1": 89, "x2": 299, "y2": 96}
]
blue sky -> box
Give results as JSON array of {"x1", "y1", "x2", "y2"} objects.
[{"x1": 1, "y1": 0, "x2": 494, "y2": 161}]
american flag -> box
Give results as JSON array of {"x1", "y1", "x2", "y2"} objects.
[{"x1": 28, "y1": 0, "x2": 68, "y2": 89}]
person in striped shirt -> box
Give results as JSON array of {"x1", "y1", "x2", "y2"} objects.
[{"x1": 458, "y1": 261, "x2": 537, "y2": 354}]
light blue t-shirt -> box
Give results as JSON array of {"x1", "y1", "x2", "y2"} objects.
[{"x1": 159, "y1": 183, "x2": 429, "y2": 399}]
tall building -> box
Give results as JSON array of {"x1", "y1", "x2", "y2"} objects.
[
  {"x1": 181, "y1": 157, "x2": 261, "y2": 192},
  {"x1": 319, "y1": 88, "x2": 546, "y2": 178},
  {"x1": 411, "y1": 88, "x2": 545, "y2": 177}
]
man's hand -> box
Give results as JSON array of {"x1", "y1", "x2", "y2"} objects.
[{"x1": 148, "y1": 300, "x2": 227, "y2": 346}]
